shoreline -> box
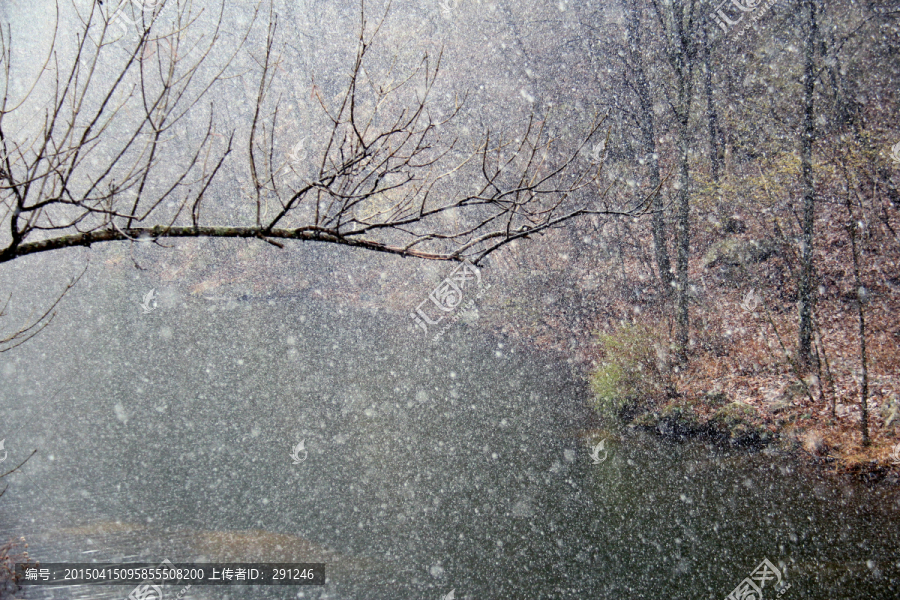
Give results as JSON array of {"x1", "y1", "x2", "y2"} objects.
[
  {"x1": 150, "y1": 288, "x2": 900, "y2": 486},
  {"x1": 602, "y1": 395, "x2": 900, "y2": 487}
]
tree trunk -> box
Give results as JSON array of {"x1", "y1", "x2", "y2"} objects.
[
  {"x1": 797, "y1": 0, "x2": 818, "y2": 366},
  {"x1": 671, "y1": 3, "x2": 695, "y2": 363},
  {"x1": 624, "y1": 0, "x2": 672, "y2": 294},
  {"x1": 674, "y1": 109, "x2": 691, "y2": 362},
  {"x1": 701, "y1": 13, "x2": 723, "y2": 186},
  {"x1": 845, "y1": 192, "x2": 869, "y2": 445}
]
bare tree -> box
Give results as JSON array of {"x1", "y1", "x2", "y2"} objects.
[
  {"x1": 0, "y1": 0, "x2": 652, "y2": 347},
  {"x1": 649, "y1": 0, "x2": 699, "y2": 362},
  {"x1": 699, "y1": 10, "x2": 723, "y2": 188},
  {"x1": 797, "y1": 0, "x2": 818, "y2": 366},
  {"x1": 622, "y1": 0, "x2": 672, "y2": 296}
]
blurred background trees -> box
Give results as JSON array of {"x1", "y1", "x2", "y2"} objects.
[{"x1": 0, "y1": 0, "x2": 898, "y2": 449}]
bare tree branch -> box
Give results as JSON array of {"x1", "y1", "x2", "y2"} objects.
[{"x1": 0, "y1": 0, "x2": 653, "y2": 275}]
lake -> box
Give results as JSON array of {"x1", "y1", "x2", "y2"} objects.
[{"x1": 1, "y1": 281, "x2": 898, "y2": 599}]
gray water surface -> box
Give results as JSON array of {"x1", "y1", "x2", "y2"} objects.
[{"x1": 1, "y1": 283, "x2": 898, "y2": 600}]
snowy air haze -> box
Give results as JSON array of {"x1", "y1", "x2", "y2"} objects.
[{"x1": 1, "y1": 1, "x2": 899, "y2": 599}]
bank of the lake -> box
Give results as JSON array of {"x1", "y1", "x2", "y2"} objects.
[{"x1": 2, "y1": 282, "x2": 898, "y2": 599}]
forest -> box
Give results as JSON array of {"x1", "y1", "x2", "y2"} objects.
[{"x1": 0, "y1": 0, "x2": 899, "y2": 598}]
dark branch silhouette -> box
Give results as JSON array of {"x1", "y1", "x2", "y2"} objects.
[{"x1": 0, "y1": 0, "x2": 655, "y2": 347}]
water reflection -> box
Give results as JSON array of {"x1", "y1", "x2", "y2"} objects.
[{"x1": 0, "y1": 288, "x2": 898, "y2": 599}]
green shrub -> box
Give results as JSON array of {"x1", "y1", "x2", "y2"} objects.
[{"x1": 589, "y1": 323, "x2": 669, "y2": 419}]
